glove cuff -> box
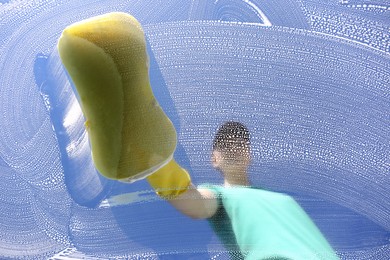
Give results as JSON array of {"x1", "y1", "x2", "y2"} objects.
[{"x1": 146, "y1": 159, "x2": 191, "y2": 199}]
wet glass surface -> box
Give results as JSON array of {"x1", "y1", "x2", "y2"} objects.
[{"x1": 0, "y1": 0, "x2": 389, "y2": 259}]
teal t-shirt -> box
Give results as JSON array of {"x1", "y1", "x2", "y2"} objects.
[{"x1": 200, "y1": 185, "x2": 339, "y2": 260}]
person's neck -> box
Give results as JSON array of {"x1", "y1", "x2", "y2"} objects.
[{"x1": 223, "y1": 168, "x2": 249, "y2": 187}]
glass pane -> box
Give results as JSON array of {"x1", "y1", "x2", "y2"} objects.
[{"x1": 0, "y1": 0, "x2": 388, "y2": 259}]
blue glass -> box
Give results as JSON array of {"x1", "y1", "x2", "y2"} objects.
[{"x1": 0, "y1": 0, "x2": 388, "y2": 259}]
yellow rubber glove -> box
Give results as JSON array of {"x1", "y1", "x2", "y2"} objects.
[
  {"x1": 146, "y1": 160, "x2": 191, "y2": 199},
  {"x1": 57, "y1": 12, "x2": 191, "y2": 198}
]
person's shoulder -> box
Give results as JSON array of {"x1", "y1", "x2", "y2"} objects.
[
  {"x1": 199, "y1": 184, "x2": 260, "y2": 196},
  {"x1": 199, "y1": 183, "x2": 228, "y2": 198},
  {"x1": 197, "y1": 183, "x2": 224, "y2": 202},
  {"x1": 198, "y1": 183, "x2": 221, "y2": 191}
]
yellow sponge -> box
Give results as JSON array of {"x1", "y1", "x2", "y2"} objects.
[{"x1": 57, "y1": 12, "x2": 177, "y2": 182}]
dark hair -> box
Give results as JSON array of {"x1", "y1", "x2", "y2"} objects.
[{"x1": 212, "y1": 121, "x2": 250, "y2": 154}]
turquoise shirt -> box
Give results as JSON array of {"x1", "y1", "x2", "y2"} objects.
[{"x1": 200, "y1": 185, "x2": 339, "y2": 260}]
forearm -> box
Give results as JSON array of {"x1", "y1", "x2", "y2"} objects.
[
  {"x1": 146, "y1": 161, "x2": 218, "y2": 219},
  {"x1": 167, "y1": 184, "x2": 218, "y2": 219}
]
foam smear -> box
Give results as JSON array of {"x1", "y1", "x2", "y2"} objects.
[
  {"x1": 41, "y1": 48, "x2": 113, "y2": 208},
  {"x1": 0, "y1": 0, "x2": 389, "y2": 259}
]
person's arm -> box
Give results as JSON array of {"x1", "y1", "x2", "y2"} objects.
[
  {"x1": 146, "y1": 159, "x2": 219, "y2": 219},
  {"x1": 167, "y1": 183, "x2": 219, "y2": 219}
]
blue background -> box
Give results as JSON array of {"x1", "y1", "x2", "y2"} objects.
[{"x1": 0, "y1": 0, "x2": 389, "y2": 259}]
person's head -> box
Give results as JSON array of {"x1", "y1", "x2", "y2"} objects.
[{"x1": 211, "y1": 121, "x2": 251, "y2": 175}]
